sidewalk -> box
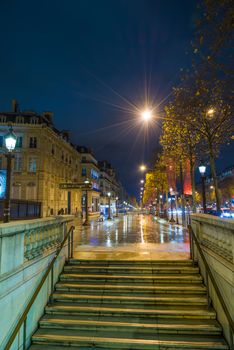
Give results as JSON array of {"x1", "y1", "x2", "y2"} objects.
[{"x1": 73, "y1": 214, "x2": 190, "y2": 261}]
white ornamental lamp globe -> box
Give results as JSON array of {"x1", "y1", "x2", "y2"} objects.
[
  {"x1": 4, "y1": 126, "x2": 17, "y2": 152},
  {"x1": 199, "y1": 165, "x2": 206, "y2": 176}
]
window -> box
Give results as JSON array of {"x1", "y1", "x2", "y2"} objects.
[
  {"x1": 0, "y1": 115, "x2": 6, "y2": 123},
  {"x1": 52, "y1": 144, "x2": 55, "y2": 155},
  {"x1": 29, "y1": 137, "x2": 37, "y2": 148},
  {"x1": 92, "y1": 197, "x2": 99, "y2": 212},
  {"x1": 16, "y1": 116, "x2": 24, "y2": 123},
  {"x1": 30, "y1": 117, "x2": 38, "y2": 124},
  {"x1": 82, "y1": 156, "x2": 86, "y2": 161},
  {"x1": 61, "y1": 152, "x2": 64, "y2": 161},
  {"x1": 81, "y1": 167, "x2": 86, "y2": 177},
  {"x1": 16, "y1": 136, "x2": 23, "y2": 148},
  {"x1": 26, "y1": 182, "x2": 36, "y2": 200},
  {"x1": 12, "y1": 183, "x2": 21, "y2": 199},
  {"x1": 28, "y1": 157, "x2": 37, "y2": 172},
  {"x1": 14, "y1": 155, "x2": 23, "y2": 172},
  {"x1": 0, "y1": 136, "x2": 3, "y2": 147},
  {"x1": 91, "y1": 169, "x2": 99, "y2": 180}
]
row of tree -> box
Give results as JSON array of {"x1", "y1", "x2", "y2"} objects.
[{"x1": 143, "y1": 0, "x2": 233, "y2": 215}]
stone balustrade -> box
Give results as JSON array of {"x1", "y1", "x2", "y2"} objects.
[
  {"x1": 190, "y1": 214, "x2": 234, "y2": 345},
  {"x1": 0, "y1": 215, "x2": 74, "y2": 349},
  {"x1": 191, "y1": 214, "x2": 234, "y2": 263},
  {"x1": 0, "y1": 215, "x2": 73, "y2": 275}
]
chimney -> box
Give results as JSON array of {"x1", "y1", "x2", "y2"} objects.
[
  {"x1": 12, "y1": 99, "x2": 19, "y2": 113},
  {"x1": 61, "y1": 130, "x2": 70, "y2": 141},
  {"x1": 42, "y1": 111, "x2": 53, "y2": 124}
]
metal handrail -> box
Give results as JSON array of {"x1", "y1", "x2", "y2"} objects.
[
  {"x1": 188, "y1": 225, "x2": 234, "y2": 338},
  {"x1": 4, "y1": 225, "x2": 75, "y2": 350}
]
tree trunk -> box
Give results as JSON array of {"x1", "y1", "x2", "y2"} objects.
[
  {"x1": 179, "y1": 160, "x2": 186, "y2": 226},
  {"x1": 189, "y1": 157, "x2": 196, "y2": 213},
  {"x1": 209, "y1": 144, "x2": 221, "y2": 213}
]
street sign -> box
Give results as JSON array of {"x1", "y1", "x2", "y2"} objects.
[{"x1": 59, "y1": 182, "x2": 92, "y2": 190}]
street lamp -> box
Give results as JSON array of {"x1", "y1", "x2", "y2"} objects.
[
  {"x1": 140, "y1": 179, "x2": 144, "y2": 184},
  {"x1": 115, "y1": 196, "x2": 119, "y2": 217},
  {"x1": 83, "y1": 178, "x2": 90, "y2": 226},
  {"x1": 199, "y1": 165, "x2": 207, "y2": 214},
  {"x1": 107, "y1": 192, "x2": 111, "y2": 219},
  {"x1": 3, "y1": 126, "x2": 17, "y2": 223},
  {"x1": 141, "y1": 109, "x2": 152, "y2": 122},
  {"x1": 169, "y1": 188, "x2": 175, "y2": 223},
  {"x1": 159, "y1": 194, "x2": 163, "y2": 217},
  {"x1": 206, "y1": 108, "x2": 215, "y2": 118},
  {"x1": 139, "y1": 165, "x2": 146, "y2": 172}
]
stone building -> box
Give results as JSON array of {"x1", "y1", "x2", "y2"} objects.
[
  {"x1": 76, "y1": 146, "x2": 100, "y2": 218},
  {"x1": 98, "y1": 160, "x2": 121, "y2": 216},
  {"x1": 0, "y1": 101, "x2": 84, "y2": 217}
]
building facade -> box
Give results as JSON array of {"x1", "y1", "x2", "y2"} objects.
[
  {"x1": 76, "y1": 146, "x2": 100, "y2": 218},
  {"x1": 0, "y1": 102, "x2": 83, "y2": 217},
  {"x1": 98, "y1": 160, "x2": 121, "y2": 216}
]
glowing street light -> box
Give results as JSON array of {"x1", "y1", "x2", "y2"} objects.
[
  {"x1": 206, "y1": 108, "x2": 215, "y2": 118},
  {"x1": 107, "y1": 192, "x2": 111, "y2": 220},
  {"x1": 140, "y1": 179, "x2": 144, "y2": 184},
  {"x1": 83, "y1": 179, "x2": 90, "y2": 226},
  {"x1": 199, "y1": 164, "x2": 207, "y2": 214},
  {"x1": 141, "y1": 109, "x2": 152, "y2": 122},
  {"x1": 3, "y1": 126, "x2": 17, "y2": 223},
  {"x1": 139, "y1": 165, "x2": 146, "y2": 172}
]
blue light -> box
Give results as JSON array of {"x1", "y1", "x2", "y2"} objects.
[{"x1": 0, "y1": 170, "x2": 7, "y2": 199}]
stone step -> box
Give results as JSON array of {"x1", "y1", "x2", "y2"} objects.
[
  {"x1": 68, "y1": 259, "x2": 194, "y2": 266},
  {"x1": 64, "y1": 265, "x2": 200, "y2": 274},
  {"x1": 45, "y1": 302, "x2": 216, "y2": 319},
  {"x1": 60, "y1": 273, "x2": 203, "y2": 284},
  {"x1": 52, "y1": 292, "x2": 208, "y2": 306},
  {"x1": 39, "y1": 315, "x2": 222, "y2": 335},
  {"x1": 55, "y1": 282, "x2": 207, "y2": 294},
  {"x1": 31, "y1": 329, "x2": 229, "y2": 349}
]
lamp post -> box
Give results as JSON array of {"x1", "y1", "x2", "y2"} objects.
[
  {"x1": 199, "y1": 165, "x2": 207, "y2": 214},
  {"x1": 169, "y1": 187, "x2": 175, "y2": 223},
  {"x1": 83, "y1": 179, "x2": 90, "y2": 226},
  {"x1": 107, "y1": 192, "x2": 111, "y2": 219},
  {"x1": 159, "y1": 194, "x2": 163, "y2": 217},
  {"x1": 3, "y1": 126, "x2": 17, "y2": 223},
  {"x1": 115, "y1": 196, "x2": 119, "y2": 217}
]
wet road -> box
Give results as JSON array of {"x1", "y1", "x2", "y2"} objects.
[{"x1": 73, "y1": 214, "x2": 190, "y2": 260}]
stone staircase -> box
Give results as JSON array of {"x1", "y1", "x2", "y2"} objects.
[{"x1": 29, "y1": 259, "x2": 229, "y2": 349}]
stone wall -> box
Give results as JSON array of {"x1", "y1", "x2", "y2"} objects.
[
  {"x1": 0, "y1": 215, "x2": 74, "y2": 349},
  {"x1": 190, "y1": 214, "x2": 234, "y2": 346}
]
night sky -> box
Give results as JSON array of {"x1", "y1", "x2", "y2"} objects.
[{"x1": 0, "y1": 0, "x2": 232, "y2": 197}]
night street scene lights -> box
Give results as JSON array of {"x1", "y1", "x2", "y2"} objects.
[
  {"x1": 107, "y1": 192, "x2": 112, "y2": 219},
  {"x1": 141, "y1": 109, "x2": 152, "y2": 122},
  {"x1": 3, "y1": 126, "x2": 17, "y2": 223},
  {"x1": 169, "y1": 187, "x2": 175, "y2": 223},
  {"x1": 139, "y1": 164, "x2": 146, "y2": 172},
  {"x1": 83, "y1": 178, "x2": 90, "y2": 226},
  {"x1": 115, "y1": 196, "x2": 119, "y2": 217},
  {"x1": 199, "y1": 164, "x2": 207, "y2": 214},
  {"x1": 206, "y1": 108, "x2": 215, "y2": 119}
]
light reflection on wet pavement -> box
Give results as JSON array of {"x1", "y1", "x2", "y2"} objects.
[{"x1": 73, "y1": 214, "x2": 190, "y2": 260}]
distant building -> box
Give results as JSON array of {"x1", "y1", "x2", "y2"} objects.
[
  {"x1": 98, "y1": 160, "x2": 122, "y2": 216},
  {"x1": 76, "y1": 146, "x2": 100, "y2": 217}
]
